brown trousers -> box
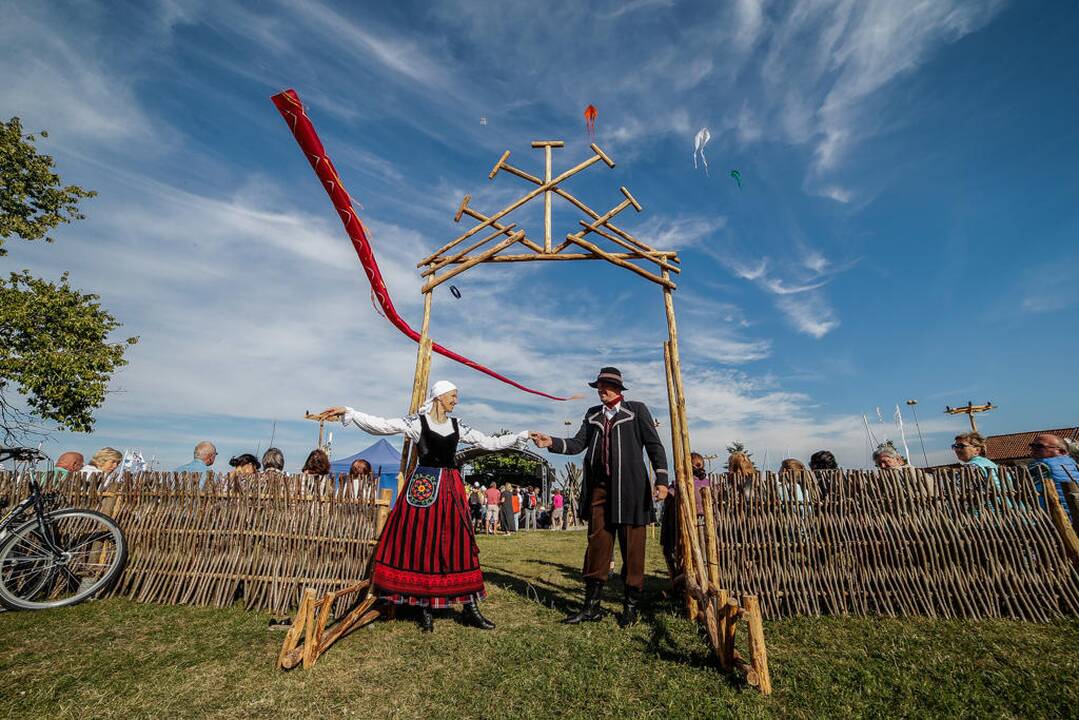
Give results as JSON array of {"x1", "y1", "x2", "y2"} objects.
[{"x1": 582, "y1": 484, "x2": 647, "y2": 591}]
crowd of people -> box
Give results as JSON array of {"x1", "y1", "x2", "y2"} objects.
[
  {"x1": 49, "y1": 430, "x2": 1077, "y2": 525},
  {"x1": 687, "y1": 430, "x2": 1078, "y2": 522},
  {"x1": 464, "y1": 482, "x2": 567, "y2": 534}
]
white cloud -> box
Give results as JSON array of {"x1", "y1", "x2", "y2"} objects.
[
  {"x1": 731, "y1": 258, "x2": 769, "y2": 281},
  {"x1": 0, "y1": 5, "x2": 160, "y2": 146},
  {"x1": 803, "y1": 251, "x2": 829, "y2": 274},
  {"x1": 756, "y1": 0, "x2": 1006, "y2": 176},
  {"x1": 602, "y1": 0, "x2": 675, "y2": 19},
  {"x1": 776, "y1": 293, "x2": 839, "y2": 338},
  {"x1": 818, "y1": 186, "x2": 853, "y2": 203}
]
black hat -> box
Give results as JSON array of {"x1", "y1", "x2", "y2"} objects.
[
  {"x1": 229, "y1": 453, "x2": 261, "y2": 470},
  {"x1": 588, "y1": 367, "x2": 626, "y2": 390}
]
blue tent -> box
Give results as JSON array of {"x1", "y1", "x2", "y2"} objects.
[{"x1": 330, "y1": 438, "x2": 402, "y2": 502}]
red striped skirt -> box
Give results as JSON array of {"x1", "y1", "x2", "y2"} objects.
[{"x1": 371, "y1": 467, "x2": 486, "y2": 607}]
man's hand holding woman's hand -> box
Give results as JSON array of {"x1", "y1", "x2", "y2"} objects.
[{"x1": 316, "y1": 407, "x2": 347, "y2": 422}]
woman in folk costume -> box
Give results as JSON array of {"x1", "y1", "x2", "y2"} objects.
[{"x1": 318, "y1": 380, "x2": 530, "y2": 633}]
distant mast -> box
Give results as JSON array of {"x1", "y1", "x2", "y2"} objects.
[{"x1": 944, "y1": 401, "x2": 996, "y2": 433}]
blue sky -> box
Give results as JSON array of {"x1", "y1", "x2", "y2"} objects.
[{"x1": 2, "y1": 0, "x2": 1076, "y2": 472}]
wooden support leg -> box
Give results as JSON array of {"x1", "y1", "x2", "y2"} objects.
[
  {"x1": 744, "y1": 595, "x2": 773, "y2": 695},
  {"x1": 278, "y1": 589, "x2": 312, "y2": 670},
  {"x1": 301, "y1": 588, "x2": 318, "y2": 669}
]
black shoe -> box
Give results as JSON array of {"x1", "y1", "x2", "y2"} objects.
[
  {"x1": 461, "y1": 602, "x2": 496, "y2": 630},
  {"x1": 420, "y1": 606, "x2": 434, "y2": 633},
  {"x1": 618, "y1": 587, "x2": 642, "y2": 628},
  {"x1": 563, "y1": 580, "x2": 606, "y2": 625}
]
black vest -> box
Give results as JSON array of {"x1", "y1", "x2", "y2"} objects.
[{"x1": 417, "y1": 415, "x2": 460, "y2": 468}]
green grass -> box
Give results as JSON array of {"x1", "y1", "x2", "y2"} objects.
[{"x1": 0, "y1": 530, "x2": 1076, "y2": 719}]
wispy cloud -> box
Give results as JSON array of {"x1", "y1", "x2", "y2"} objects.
[
  {"x1": 602, "y1": 0, "x2": 675, "y2": 20},
  {"x1": 776, "y1": 293, "x2": 840, "y2": 338}
]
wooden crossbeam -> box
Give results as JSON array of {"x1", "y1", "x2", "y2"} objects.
[
  {"x1": 419, "y1": 144, "x2": 615, "y2": 266},
  {"x1": 494, "y1": 159, "x2": 675, "y2": 262},
  {"x1": 422, "y1": 230, "x2": 526, "y2": 292},
  {"x1": 553, "y1": 186, "x2": 639, "y2": 253},
  {"x1": 438, "y1": 250, "x2": 678, "y2": 264},
  {"x1": 564, "y1": 232, "x2": 674, "y2": 288},
  {"x1": 424, "y1": 223, "x2": 518, "y2": 276},
  {"x1": 453, "y1": 195, "x2": 543, "y2": 254},
  {"x1": 582, "y1": 221, "x2": 680, "y2": 273}
]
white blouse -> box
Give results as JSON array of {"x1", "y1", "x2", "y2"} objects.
[{"x1": 341, "y1": 407, "x2": 529, "y2": 452}]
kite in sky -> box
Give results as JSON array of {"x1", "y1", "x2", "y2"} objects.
[
  {"x1": 270, "y1": 89, "x2": 574, "y2": 402},
  {"x1": 584, "y1": 104, "x2": 597, "y2": 139},
  {"x1": 693, "y1": 128, "x2": 710, "y2": 175},
  {"x1": 730, "y1": 169, "x2": 742, "y2": 188},
  {"x1": 450, "y1": 285, "x2": 462, "y2": 299}
]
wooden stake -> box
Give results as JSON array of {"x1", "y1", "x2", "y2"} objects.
[
  {"x1": 664, "y1": 342, "x2": 697, "y2": 621},
  {"x1": 744, "y1": 595, "x2": 773, "y2": 695},
  {"x1": 301, "y1": 588, "x2": 318, "y2": 669},
  {"x1": 1041, "y1": 468, "x2": 1079, "y2": 567}
]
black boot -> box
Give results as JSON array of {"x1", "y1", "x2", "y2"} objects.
[
  {"x1": 461, "y1": 602, "x2": 496, "y2": 630},
  {"x1": 618, "y1": 586, "x2": 641, "y2": 628},
  {"x1": 419, "y1": 606, "x2": 434, "y2": 633},
  {"x1": 563, "y1": 580, "x2": 606, "y2": 624}
]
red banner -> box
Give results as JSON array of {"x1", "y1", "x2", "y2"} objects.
[{"x1": 270, "y1": 89, "x2": 569, "y2": 401}]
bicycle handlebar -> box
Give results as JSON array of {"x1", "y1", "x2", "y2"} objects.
[{"x1": 0, "y1": 447, "x2": 48, "y2": 462}]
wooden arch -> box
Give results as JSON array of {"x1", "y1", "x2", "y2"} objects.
[{"x1": 400, "y1": 140, "x2": 710, "y2": 623}]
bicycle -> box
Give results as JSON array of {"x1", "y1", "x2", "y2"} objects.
[{"x1": 0, "y1": 447, "x2": 127, "y2": 610}]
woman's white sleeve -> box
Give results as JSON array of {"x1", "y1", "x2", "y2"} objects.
[
  {"x1": 459, "y1": 425, "x2": 530, "y2": 451},
  {"x1": 341, "y1": 407, "x2": 420, "y2": 442}
]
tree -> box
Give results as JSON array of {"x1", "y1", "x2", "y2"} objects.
[
  {"x1": 467, "y1": 451, "x2": 541, "y2": 476},
  {"x1": 1, "y1": 118, "x2": 95, "y2": 255},
  {"x1": 0, "y1": 117, "x2": 136, "y2": 440}
]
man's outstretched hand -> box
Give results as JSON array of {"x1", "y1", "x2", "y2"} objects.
[{"x1": 530, "y1": 432, "x2": 553, "y2": 449}]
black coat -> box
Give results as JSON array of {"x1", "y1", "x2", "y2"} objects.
[{"x1": 548, "y1": 400, "x2": 668, "y2": 526}]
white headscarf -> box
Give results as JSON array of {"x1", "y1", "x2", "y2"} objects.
[{"x1": 419, "y1": 380, "x2": 458, "y2": 415}]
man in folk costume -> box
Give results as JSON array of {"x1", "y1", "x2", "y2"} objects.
[
  {"x1": 532, "y1": 367, "x2": 668, "y2": 627},
  {"x1": 318, "y1": 380, "x2": 531, "y2": 633}
]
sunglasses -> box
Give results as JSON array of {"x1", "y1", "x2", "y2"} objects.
[
  {"x1": 1028, "y1": 442, "x2": 1057, "y2": 450},
  {"x1": 951, "y1": 443, "x2": 973, "y2": 450}
]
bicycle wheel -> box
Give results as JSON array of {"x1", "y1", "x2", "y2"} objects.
[{"x1": 0, "y1": 508, "x2": 127, "y2": 610}]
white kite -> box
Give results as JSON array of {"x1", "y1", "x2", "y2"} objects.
[{"x1": 693, "y1": 127, "x2": 711, "y2": 175}]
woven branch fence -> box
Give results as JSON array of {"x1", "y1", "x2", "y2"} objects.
[
  {"x1": 0, "y1": 472, "x2": 389, "y2": 616},
  {"x1": 705, "y1": 466, "x2": 1079, "y2": 621}
]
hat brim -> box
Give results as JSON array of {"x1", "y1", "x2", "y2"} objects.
[{"x1": 588, "y1": 380, "x2": 626, "y2": 390}]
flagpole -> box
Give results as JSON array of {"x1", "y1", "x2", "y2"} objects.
[{"x1": 906, "y1": 400, "x2": 930, "y2": 467}]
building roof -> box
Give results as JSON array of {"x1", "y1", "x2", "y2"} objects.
[{"x1": 984, "y1": 427, "x2": 1079, "y2": 462}]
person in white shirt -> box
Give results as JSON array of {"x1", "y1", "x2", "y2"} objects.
[{"x1": 317, "y1": 380, "x2": 534, "y2": 634}]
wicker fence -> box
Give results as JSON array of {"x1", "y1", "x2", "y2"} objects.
[
  {"x1": 0, "y1": 471, "x2": 390, "y2": 616},
  {"x1": 705, "y1": 466, "x2": 1079, "y2": 621}
]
